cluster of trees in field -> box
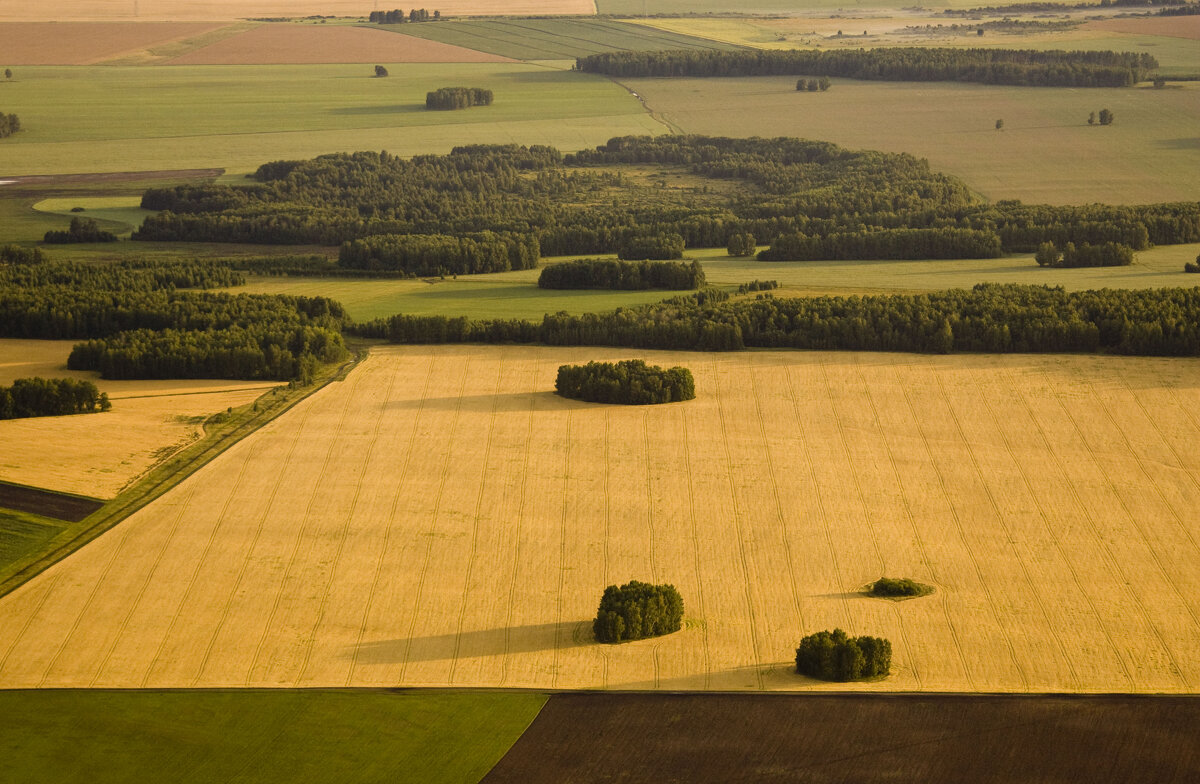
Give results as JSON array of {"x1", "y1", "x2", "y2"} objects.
[
  {"x1": 425, "y1": 87, "x2": 493, "y2": 110},
  {"x1": 796, "y1": 77, "x2": 831, "y2": 92},
  {"x1": 0, "y1": 257, "x2": 242, "y2": 291},
  {"x1": 538, "y1": 259, "x2": 704, "y2": 290},
  {"x1": 759, "y1": 227, "x2": 1002, "y2": 261},
  {"x1": 0, "y1": 112, "x2": 19, "y2": 138},
  {"x1": 1034, "y1": 241, "x2": 1133, "y2": 268},
  {"x1": 354, "y1": 284, "x2": 1200, "y2": 357},
  {"x1": 0, "y1": 377, "x2": 110, "y2": 421},
  {"x1": 795, "y1": 629, "x2": 891, "y2": 681},
  {"x1": 593, "y1": 581, "x2": 684, "y2": 643},
  {"x1": 576, "y1": 48, "x2": 1157, "y2": 87},
  {"x1": 129, "y1": 137, "x2": 1200, "y2": 264},
  {"x1": 0, "y1": 244, "x2": 47, "y2": 265},
  {"x1": 868, "y1": 578, "x2": 933, "y2": 598},
  {"x1": 1089, "y1": 109, "x2": 1115, "y2": 126},
  {"x1": 556, "y1": 360, "x2": 695, "y2": 405},
  {"x1": 1186, "y1": 254, "x2": 1200, "y2": 273},
  {"x1": 339, "y1": 231, "x2": 537, "y2": 275},
  {"x1": 43, "y1": 217, "x2": 118, "y2": 244},
  {"x1": 737, "y1": 279, "x2": 779, "y2": 294},
  {"x1": 368, "y1": 8, "x2": 439, "y2": 22},
  {"x1": 727, "y1": 233, "x2": 756, "y2": 256}
]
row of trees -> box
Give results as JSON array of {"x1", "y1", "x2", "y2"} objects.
[
  {"x1": 353, "y1": 284, "x2": 1200, "y2": 357},
  {"x1": 759, "y1": 227, "x2": 1003, "y2": 261},
  {"x1": 338, "y1": 231, "x2": 538, "y2": 275},
  {"x1": 0, "y1": 257, "x2": 242, "y2": 291},
  {"x1": 1034, "y1": 241, "x2": 1133, "y2": 268},
  {"x1": 538, "y1": 259, "x2": 704, "y2": 290},
  {"x1": 368, "y1": 8, "x2": 439, "y2": 22},
  {"x1": 593, "y1": 581, "x2": 684, "y2": 643},
  {"x1": 0, "y1": 112, "x2": 19, "y2": 138},
  {"x1": 0, "y1": 377, "x2": 110, "y2": 420},
  {"x1": 576, "y1": 48, "x2": 1158, "y2": 87},
  {"x1": 425, "y1": 87, "x2": 493, "y2": 110},
  {"x1": 555, "y1": 360, "x2": 696, "y2": 405},
  {"x1": 795, "y1": 629, "x2": 892, "y2": 682},
  {"x1": 43, "y1": 217, "x2": 117, "y2": 244}
]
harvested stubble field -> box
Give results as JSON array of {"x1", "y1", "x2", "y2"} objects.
[
  {"x1": 0, "y1": 339, "x2": 279, "y2": 499},
  {"x1": 0, "y1": 21, "x2": 229, "y2": 64},
  {"x1": 0, "y1": 1, "x2": 596, "y2": 22},
  {"x1": 1, "y1": 344, "x2": 1199, "y2": 692},
  {"x1": 166, "y1": 23, "x2": 511, "y2": 65}
]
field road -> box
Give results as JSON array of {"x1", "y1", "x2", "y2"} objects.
[{"x1": 1, "y1": 345, "x2": 1198, "y2": 691}]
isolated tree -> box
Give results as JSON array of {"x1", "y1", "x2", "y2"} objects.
[
  {"x1": 1098, "y1": 108, "x2": 1114, "y2": 125},
  {"x1": 3, "y1": 69, "x2": 11, "y2": 81},
  {"x1": 374, "y1": 65, "x2": 389, "y2": 77},
  {"x1": 1088, "y1": 111, "x2": 1096, "y2": 125},
  {"x1": 995, "y1": 119, "x2": 1004, "y2": 131},
  {"x1": 1153, "y1": 76, "x2": 1166, "y2": 89},
  {"x1": 818, "y1": 76, "x2": 830, "y2": 91},
  {"x1": 977, "y1": 27, "x2": 984, "y2": 36}
]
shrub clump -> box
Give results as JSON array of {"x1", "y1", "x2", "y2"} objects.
[
  {"x1": 867, "y1": 577, "x2": 933, "y2": 599},
  {"x1": 796, "y1": 629, "x2": 892, "y2": 682},
  {"x1": 556, "y1": 360, "x2": 695, "y2": 405},
  {"x1": 593, "y1": 580, "x2": 684, "y2": 644}
]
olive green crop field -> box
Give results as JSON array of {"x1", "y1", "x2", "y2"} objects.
[
  {"x1": 234, "y1": 243, "x2": 1200, "y2": 322},
  {"x1": 0, "y1": 64, "x2": 663, "y2": 176},
  {"x1": 388, "y1": 18, "x2": 741, "y2": 60},
  {"x1": 0, "y1": 689, "x2": 545, "y2": 784}
]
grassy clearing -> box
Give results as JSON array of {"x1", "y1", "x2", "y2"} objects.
[
  {"x1": 0, "y1": 689, "x2": 545, "y2": 784},
  {"x1": 33, "y1": 197, "x2": 153, "y2": 236},
  {"x1": 0, "y1": 64, "x2": 661, "y2": 176},
  {"x1": 1, "y1": 345, "x2": 1198, "y2": 692},
  {"x1": 629, "y1": 76, "x2": 1200, "y2": 204},
  {"x1": 389, "y1": 18, "x2": 740, "y2": 60},
  {"x1": 233, "y1": 244, "x2": 1200, "y2": 321}
]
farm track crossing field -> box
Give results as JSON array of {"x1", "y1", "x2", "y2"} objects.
[
  {"x1": 0, "y1": 1, "x2": 596, "y2": 22},
  {"x1": 0, "y1": 22, "x2": 230, "y2": 64},
  {"x1": 389, "y1": 19, "x2": 741, "y2": 60},
  {"x1": 1, "y1": 345, "x2": 1199, "y2": 692}
]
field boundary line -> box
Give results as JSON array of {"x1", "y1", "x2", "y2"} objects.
[{"x1": 607, "y1": 78, "x2": 681, "y2": 134}]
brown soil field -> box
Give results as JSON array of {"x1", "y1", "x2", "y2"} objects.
[
  {"x1": 166, "y1": 24, "x2": 512, "y2": 65},
  {"x1": 0, "y1": 345, "x2": 1198, "y2": 691},
  {"x1": 1083, "y1": 16, "x2": 1200, "y2": 40},
  {"x1": 0, "y1": 340, "x2": 279, "y2": 499},
  {"x1": 485, "y1": 693, "x2": 1200, "y2": 783},
  {"x1": 0, "y1": 483, "x2": 103, "y2": 523},
  {"x1": 0, "y1": 22, "x2": 228, "y2": 65},
  {"x1": 0, "y1": 1, "x2": 596, "y2": 22}
]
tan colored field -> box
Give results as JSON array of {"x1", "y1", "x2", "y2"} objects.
[
  {"x1": 0, "y1": 1, "x2": 595, "y2": 22},
  {"x1": 1084, "y1": 16, "x2": 1200, "y2": 40},
  {"x1": 166, "y1": 24, "x2": 511, "y2": 65},
  {"x1": 1, "y1": 344, "x2": 1198, "y2": 691},
  {"x1": 0, "y1": 340, "x2": 277, "y2": 499},
  {"x1": 0, "y1": 22, "x2": 228, "y2": 65}
]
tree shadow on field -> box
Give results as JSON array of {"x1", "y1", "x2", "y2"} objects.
[
  {"x1": 329, "y1": 104, "x2": 424, "y2": 116},
  {"x1": 386, "y1": 390, "x2": 596, "y2": 411},
  {"x1": 348, "y1": 620, "x2": 589, "y2": 665},
  {"x1": 1156, "y1": 137, "x2": 1200, "y2": 150}
]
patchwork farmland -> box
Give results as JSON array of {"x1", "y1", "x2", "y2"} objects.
[{"x1": 1, "y1": 345, "x2": 1198, "y2": 692}]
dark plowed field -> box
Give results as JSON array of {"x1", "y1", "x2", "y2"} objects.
[
  {"x1": 0, "y1": 482, "x2": 103, "y2": 523},
  {"x1": 484, "y1": 693, "x2": 1200, "y2": 784}
]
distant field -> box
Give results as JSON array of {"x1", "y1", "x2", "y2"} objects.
[
  {"x1": 1084, "y1": 16, "x2": 1200, "y2": 42},
  {"x1": 0, "y1": 1, "x2": 595, "y2": 22},
  {"x1": 235, "y1": 244, "x2": 1200, "y2": 321},
  {"x1": 0, "y1": 64, "x2": 662, "y2": 176},
  {"x1": 390, "y1": 18, "x2": 740, "y2": 60},
  {"x1": 630, "y1": 76, "x2": 1200, "y2": 204},
  {"x1": 0, "y1": 21, "x2": 230, "y2": 64},
  {"x1": 0, "y1": 339, "x2": 279, "y2": 499},
  {"x1": 1, "y1": 345, "x2": 1198, "y2": 692},
  {"x1": 1, "y1": 689, "x2": 545, "y2": 784}
]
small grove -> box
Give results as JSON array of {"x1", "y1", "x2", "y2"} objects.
[
  {"x1": 0, "y1": 112, "x2": 19, "y2": 139},
  {"x1": 593, "y1": 581, "x2": 684, "y2": 643},
  {"x1": 0, "y1": 377, "x2": 110, "y2": 420},
  {"x1": 795, "y1": 629, "x2": 892, "y2": 682},
  {"x1": 555, "y1": 360, "x2": 695, "y2": 405},
  {"x1": 538, "y1": 259, "x2": 704, "y2": 290},
  {"x1": 425, "y1": 87, "x2": 493, "y2": 111}
]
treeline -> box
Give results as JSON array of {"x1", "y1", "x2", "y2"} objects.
[
  {"x1": 759, "y1": 227, "x2": 1002, "y2": 261},
  {"x1": 353, "y1": 284, "x2": 1200, "y2": 357},
  {"x1": 795, "y1": 629, "x2": 891, "y2": 682},
  {"x1": 0, "y1": 112, "x2": 19, "y2": 138},
  {"x1": 1035, "y1": 241, "x2": 1133, "y2": 268},
  {"x1": 575, "y1": 48, "x2": 1157, "y2": 87},
  {"x1": 946, "y1": 0, "x2": 1186, "y2": 14},
  {"x1": 339, "y1": 231, "x2": 538, "y2": 275},
  {"x1": 0, "y1": 244, "x2": 47, "y2": 265},
  {"x1": 0, "y1": 258, "x2": 243, "y2": 291},
  {"x1": 538, "y1": 259, "x2": 704, "y2": 290},
  {"x1": 0, "y1": 377, "x2": 110, "y2": 420},
  {"x1": 425, "y1": 87, "x2": 493, "y2": 110},
  {"x1": 368, "y1": 8, "x2": 438, "y2": 22},
  {"x1": 44, "y1": 217, "x2": 118, "y2": 244},
  {"x1": 593, "y1": 581, "x2": 684, "y2": 643},
  {"x1": 556, "y1": 360, "x2": 696, "y2": 405}
]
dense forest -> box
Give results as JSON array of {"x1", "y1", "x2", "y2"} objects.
[
  {"x1": 0, "y1": 377, "x2": 110, "y2": 420},
  {"x1": 593, "y1": 581, "x2": 684, "y2": 644},
  {"x1": 131, "y1": 137, "x2": 1200, "y2": 265},
  {"x1": 339, "y1": 231, "x2": 537, "y2": 275},
  {"x1": 353, "y1": 284, "x2": 1200, "y2": 357},
  {"x1": 555, "y1": 360, "x2": 696, "y2": 404},
  {"x1": 575, "y1": 48, "x2": 1157, "y2": 87},
  {"x1": 795, "y1": 629, "x2": 891, "y2": 682},
  {"x1": 538, "y1": 259, "x2": 704, "y2": 290}
]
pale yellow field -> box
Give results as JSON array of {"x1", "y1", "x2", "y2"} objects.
[
  {"x1": 0, "y1": 1, "x2": 596, "y2": 22},
  {"x1": 0, "y1": 344, "x2": 1198, "y2": 691},
  {"x1": 0, "y1": 340, "x2": 278, "y2": 499}
]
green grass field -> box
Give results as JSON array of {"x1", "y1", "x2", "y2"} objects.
[
  {"x1": 34, "y1": 197, "x2": 154, "y2": 237},
  {"x1": 0, "y1": 690, "x2": 546, "y2": 784},
  {"x1": 386, "y1": 18, "x2": 742, "y2": 60},
  {"x1": 628, "y1": 76, "x2": 1200, "y2": 205},
  {"x1": 0, "y1": 64, "x2": 663, "y2": 176},
  {"x1": 0, "y1": 509, "x2": 70, "y2": 574},
  {"x1": 234, "y1": 244, "x2": 1200, "y2": 321}
]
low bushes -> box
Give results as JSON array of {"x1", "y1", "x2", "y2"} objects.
[
  {"x1": 555, "y1": 360, "x2": 695, "y2": 405},
  {"x1": 593, "y1": 581, "x2": 684, "y2": 643},
  {"x1": 795, "y1": 629, "x2": 892, "y2": 682},
  {"x1": 867, "y1": 577, "x2": 933, "y2": 599}
]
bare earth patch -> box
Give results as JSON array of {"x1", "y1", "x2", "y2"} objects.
[
  {"x1": 0, "y1": 1, "x2": 596, "y2": 22},
  {"x1": 0, "y1": 22, "x2": 228, "y2": 65},
  {"x1": 0, "y1": 345, "x2": 1197, "y2": 692},
  {"x1": 166, "y1": 24, "x2": 513, "y2": 65},
  {"x1": 1083, "y1": 16, "x2": 1200, "y2": 40}
]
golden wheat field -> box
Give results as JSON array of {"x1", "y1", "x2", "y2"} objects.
[
  {"x1": 0, "y1": 344, "x2": 1198, "y2": 691},
  {"x1": 0, "y1": 340, "x2": 278, "y2": 499}
]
